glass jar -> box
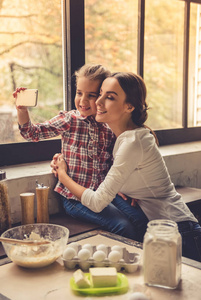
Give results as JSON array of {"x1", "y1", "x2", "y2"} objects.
[
  {"x1": 143, "y1": 219, "x2": 182, "y2": 289},
  {"x1": 0, "y1": 170, "x2": 11, "y2": 234}
]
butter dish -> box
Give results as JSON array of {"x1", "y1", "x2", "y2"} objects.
[{"x1": 70, "y1": 272, "x2": 129, "y2": 296}]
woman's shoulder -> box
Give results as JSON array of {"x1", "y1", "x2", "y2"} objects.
[
  {"x1": 116, "y1": 127, "x2": 155, "y2": 152},
  {"x1": 118, "y1": 127, "x2": 150, "y2": 141}
]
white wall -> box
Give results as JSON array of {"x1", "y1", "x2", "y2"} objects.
[
  {"x1": 5, "y1": 162, "x2": 61, "y2": 224},
  {"x1": 160, "y1": 141, "x2": 201, "y2": 188}
]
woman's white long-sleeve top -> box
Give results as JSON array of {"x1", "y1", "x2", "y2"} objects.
[{"x1": 81, "y1": 127, "x2": 197, "y2": 223}]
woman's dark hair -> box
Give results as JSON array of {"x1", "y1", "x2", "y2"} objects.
[
  {"x1": 111, "y1": 72, "x2": 158, "y2": 144},
  {"x1": 111, "y1": 72, "x2": 148, "y2": 126}
]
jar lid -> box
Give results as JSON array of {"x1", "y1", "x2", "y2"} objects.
[{"x1": 0, "y1": 170, "x2": 6, "y2": 180}]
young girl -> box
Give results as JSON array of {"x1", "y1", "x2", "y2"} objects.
[
  {"x1": 56, "y1": 72, "x2": 201, "y2": 261},
  {"x1": 13, "y1": 65, "x2": 148, "y2": 241}
]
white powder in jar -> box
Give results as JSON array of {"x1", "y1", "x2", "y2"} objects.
[
  {"x1": 143, "y1": 220, "x2": 182, "y2": 289},
  {"x1": 143, "y1": 239, "x2": 178, "y2": 288}
]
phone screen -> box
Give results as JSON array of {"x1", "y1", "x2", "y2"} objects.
[{"x1": 16, "y1": 89, "x2": 38, "y2": 107}]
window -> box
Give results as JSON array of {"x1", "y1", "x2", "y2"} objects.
[
  {"x1": 85, "y1": 0, "x2": 138, "y2": 73},
  {"x1": 84, "y1": 0, "x2": 201, "y2": 145},
  {"x1": 144, "y1": 0, "x2": 184, "y2": 130},
  {"x1": 0, "y1": 0, "x2": 65, "y2": 165},
  {"x1": 189, "y1": 2, "x2": 201, "y2": 127},
  {"x1": 1, "y1": 0, "x2": 201, "y2": 166}
]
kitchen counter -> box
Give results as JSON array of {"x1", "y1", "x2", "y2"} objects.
[{"x1": 0, "y1": 230, "x2": 201, "y2": 300}]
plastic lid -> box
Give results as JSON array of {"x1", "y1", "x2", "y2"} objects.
[{"x1": 0, "y1": 170, "x2": 6, "y2": 180}]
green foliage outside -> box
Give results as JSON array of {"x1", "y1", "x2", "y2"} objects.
[
  {"x1": 85, "y1": 0, "x2": 198, "y2": 130},
  {"x1": 0, "y1": 0, "x2": 199, "y2": 143},
  {"x1": 0, "y1": 0, "x2": 63, "y2": 142}
]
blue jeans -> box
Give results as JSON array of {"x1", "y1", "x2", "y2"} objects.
[
  {"x1": 177, "y1": 221, "x2": 201, "y2": 262},
  {"x1": 61, "y1": 194, "x2": 149, "y2": 242}
]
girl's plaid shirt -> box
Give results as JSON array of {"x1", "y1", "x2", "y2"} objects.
[{"x1": 19, "y1": 110, "x2": 116, "y2": 200}]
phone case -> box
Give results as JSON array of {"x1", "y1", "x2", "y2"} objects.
[{"x1": 16, "y1": 89, "x2": 38, "y2": 107}]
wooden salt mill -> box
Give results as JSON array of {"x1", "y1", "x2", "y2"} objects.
[
  {"x1": 36, "y1": 180, "x2": 49, "y2": 223},
  {"x1": 20, "y1": 192, "x2": 35, "y2": 225}
]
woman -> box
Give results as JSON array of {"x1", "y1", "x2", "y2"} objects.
[{"x1": 56, "y1": 72, "x2": 201, "y2": 261}]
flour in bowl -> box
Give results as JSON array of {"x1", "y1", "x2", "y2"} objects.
[{"x1": 9, "y1": 232, "x2": 62, "y2": 268}]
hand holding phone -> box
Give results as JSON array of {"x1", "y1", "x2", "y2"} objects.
[{"x1": 15, "y1": 89, "x2": 38, "y2": 107}]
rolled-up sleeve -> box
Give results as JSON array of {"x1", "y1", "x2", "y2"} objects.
[{"x1": 19, "y1": 111, "x2": 72, "y2": 142}]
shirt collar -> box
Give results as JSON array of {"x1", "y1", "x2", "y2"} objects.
[
  {"x1": 79, "y1": 114, "x2": 98, "y2": 127},
  {"x1": 76, "y1": 110, "x2": 105, "y2": 128}
]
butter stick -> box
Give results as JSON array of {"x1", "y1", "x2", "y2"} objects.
[
  {"x1": 73, "y1": 269, "x2": 91, "y2": 288},
  {"x1": 89, "y1": 267, "x2": 117, "y2": 288}
]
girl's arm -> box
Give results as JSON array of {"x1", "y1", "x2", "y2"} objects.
[
  {"x1": 16, "y1": 106, "x2": 30, "y2": 126},
  {"x1": 56, "y1": 155, "x2": 86, "y2": 200}
]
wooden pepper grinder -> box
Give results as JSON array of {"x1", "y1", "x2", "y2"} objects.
[
  {"x1": 0, "y1": 170, "x2": 11, "y2": 234},
  {"x1": 36, "y1": 180, "x2": 49, "y2": 223}
]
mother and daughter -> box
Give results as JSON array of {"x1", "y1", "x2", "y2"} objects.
[{"x1": 14, "y1": 64, "x2": 201, "y2": 262}]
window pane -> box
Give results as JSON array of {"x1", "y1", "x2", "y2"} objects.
[
  {"x1": 85, "y1": 0, "x2": 138, "y2": 72},
  {"x1": 144, "y1": 0, "x2": 184, "y2": 130},
  {"x1": 0, "y1": 0, "x2": 63, "y2": 144},
  {"x1": 189, "y1": 3, "x2": 201, "y2": 127}
]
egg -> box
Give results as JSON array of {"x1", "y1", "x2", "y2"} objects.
[
  {"x1": 63, "y1": 247, "x2": 76, "y2": 260},
  {"x1": 69, "y1": 242, "x2": 79, "y2": 253},
  {"x1": 111, "y1": 245, "x2": 123, "y2": 258},
  {"x1": 129, "y1": 292, "x2": 149, "y2": 300},
  {"x1": 92, "y1": 250, "x2": 106, "y2": 262},
  {"x1": 96, "y1": 244, "x2": 108, "y2": 254},
  {"x1": 78, "y1": 248, "x2": 91, "y2": 261},
  {"x1": 108, "y1": 250, "x2": 121, "y2": 262},
  {"x1": 82, "y1": 243, "x2": 93, "y2": 255}
]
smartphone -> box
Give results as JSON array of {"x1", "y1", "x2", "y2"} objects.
[{"x1": 16, "y1": 89, "x2": 38, "y2": 107}]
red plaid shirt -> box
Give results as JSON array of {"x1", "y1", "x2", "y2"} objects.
[{"x1": 19, "y1": 110, "x2": 116, "y2": 200}]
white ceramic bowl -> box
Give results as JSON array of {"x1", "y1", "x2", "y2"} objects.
[{"x1": 1, "y1": 223, "x2": 69, "y2": 268}]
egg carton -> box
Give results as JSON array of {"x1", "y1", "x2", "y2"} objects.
[{"x1": 62, "y1": 242, "x2": 141, "y2": 273}]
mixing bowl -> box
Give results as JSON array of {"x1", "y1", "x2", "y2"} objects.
[{"x1": 1, "y1": 223, "x2": 69, "y2": 268}]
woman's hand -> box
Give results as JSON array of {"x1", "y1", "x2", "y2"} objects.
[
  {"x1": 55, "y1": 154, "x2": 85, "y2": 201},
  {"x1": 56, "y1": 154, "x2": 67, "y2": 181},
  {"x1": 118, "y1": 192, "x2": 138, "y2": 207},
  {"x1": 50, "y1": 153, "x2": 61, "y2": 177}
]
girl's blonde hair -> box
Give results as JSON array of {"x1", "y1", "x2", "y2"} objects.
[{"x1": 74, "y1": 64, "x2": 111, "y2": 85}]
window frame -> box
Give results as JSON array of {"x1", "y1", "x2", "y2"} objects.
[{"x1": 1, "y1": 0, "x2": 201, "y2": 167}]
